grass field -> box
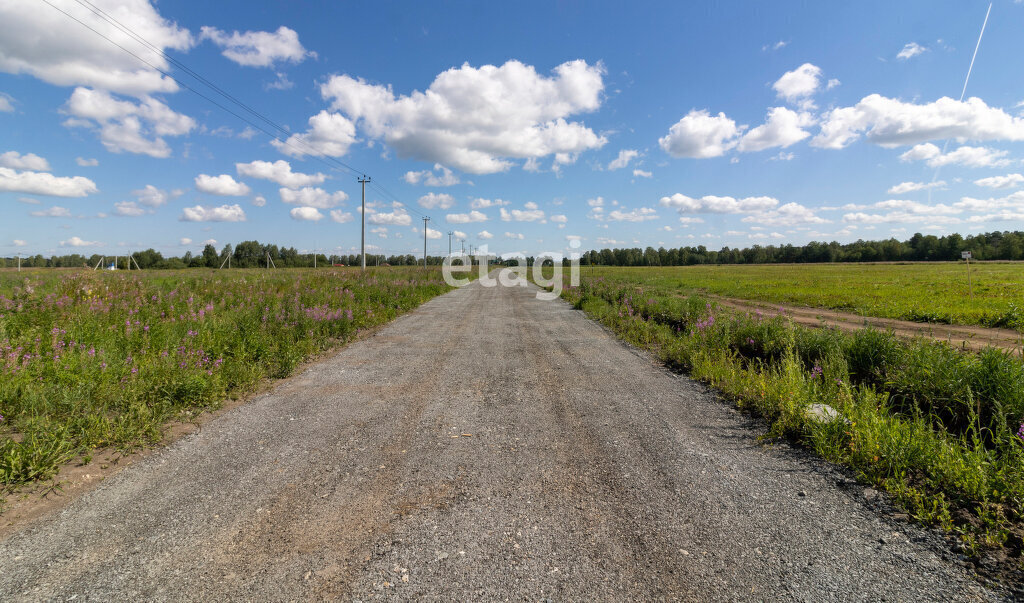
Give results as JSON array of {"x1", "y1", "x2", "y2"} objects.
[
  {"x1": 577, "y1": 263, "x2": 1024, "y2": 330},
  {"x1": 539, "y1": 265, "x2": 1024, "y2": 563},
  {"x1": 0, "y1": 267, "x2": 452, "y2": 493}
]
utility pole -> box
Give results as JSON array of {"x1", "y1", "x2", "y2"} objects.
[
  {"x1": 358, "y1": 175, "x2": 371, "y2": 271},
  {"x1": 17, "y1": 253, "x2": 21, "y2": 272},
  {"x1": 448, "y1": 231, "x2": 453, "y2": 257},
  {"x1": 422, "y1": 216, "x2": 430, "y2": 267},
  {"x1": 461, "y1": 239, "x2": 465, "y2": 255}
]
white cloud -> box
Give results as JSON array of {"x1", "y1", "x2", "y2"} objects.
[
  {"x1": 504, "y1": 231, "x2": 525, "y2": 240},
  {"x1": 478, "y1": 230, "x2": 494, "y2": 239},
  {"x1": 742, "y1": 202, "x2": 830, "y2": 226},
  {"x1": 180, "y1": 237, "x2": 192, "y2": 245},
  {"x1": 813, "y1": 95, "x2": 1024, "y2": 149},
  {"x1": 899, "y1": 143, "x2": 1010, "y2": 168},
  {"x1": 660, "y1": 193, "x2": 779, "y2": 214},
  {"x1": 180, "y1": 204, "x2": 247, "y2": 222},
  {"x1": 75, "y1": 157, "x2": 98, "y2": 167},
  {"x1": 470, "y1": 197, "x2": 508, "y2": 209},
  {"x1": 319, "y1": 59, "x2": 607, "y2": 174},
  {"x1": 13, "y1": 239, "x2": 27, "y2": 246},
  {"x1": 954, "y1": 190, "x2": 1024, "y2": 212},
  {"x1": 887, "y1": 180, "x2": 946, "y2": 195},
  {"x1": 659, "y1": 109, "x2": 741, "y2": 158},
  {"x1": 500, "y1": 207, "x2": 545, "y2": 222},
  {"x1": 0, "y1": 93, "x2": 13, "y2": 112},
  {"x1": 550, "y1": 214, "x2": 568, "y2": 223},
  {"x1": 423, "y1": 227, "x2": 443, "y2": 240},
  {"x1": 236, "y1": 159, "x2": 326, "y2": 188},
  {"x1": 272, "y1": 110, "x2": 357, "y2": 158},
  {"x1": 252, "y1": 195, "x2": 267, "y2": 207},
  {"x1": 417, "y1": 192, "x2": 455, "y2": 209},
  {"x1": 195, "y1": 173, "x2": 251, "y2": 196},
  {"x1": 0, "y1": 151, "x2": 50, "y2": 171},
  {"x1": 279, "y1": 186, "x2": 348, "y2": 209},
  {"x1": 30, "y1": 206, "x2": 71, "y2": 217},
  {"x1": 290, "y1": 206, "x2": 323, "y2": 221},
  {"x1": 63, "y1": 87, "x2": 195, "y2": 157},
  {"x1": 113, "y1": 200, "x2": 146, "y2": 216},
  {"x1": 132, "y1": 184, "x2": 182, "y2": 207},
  {"x1": 608, "y1": 149, "x2": 639, "y2": 170},
  {"x1": 200, "y1": 26, "x2": 313, "y2": 68},
  {"x1": 677, "y1": 217, "x2": 704, "y2": 225},
  {"x1": 0, "y1": 0, "x2": 192, "y2": 96},
  {"x1": 60, "y1": 236, "x2": 101, "y2": 247},
  {"x1": 974, "y1": 173, "x2": 1024, "y2": 189},
  {"x1": 607, "y1": 207, "x2": 658, "y2": 222},
  {"x1": 0, "y1": 167, "x2": 97, "y2": 197},
  {"x1": 587, "y1": 196, "x2": 604, "y2": 207},
  {"x1": 826, "y1": 78, "x2": 841, "y2": 90},
  {"x1": 596, "y1": 237, "x2": 623, "y2": 246},
  {"x1": 897, "y1": 42, "x2": 928, "y2": 60},
  {"x1": 446, "y1": 210, "x2": 488, "y2": 223},
  {"x1": 773, "y1": 63, "x2": 822, "y2": 108},
  {"x1": 330, "y1": 210, "x2": 353, "y2": 223},
  {"x1": 633, "y1": 168, "x2": 652, "y2": 178},
  {"x1": 404, "y1": 164, "x2": 460, "y2": 186},
  {"x1": 366, "y1": 204, "x2": 411, "y2": 226},
  {"x1": 451, "y1": 229, "x2": 467, "y2": 239},
  {"x1": 737, "y1": 107, "x2": 813, "y2": 152}
]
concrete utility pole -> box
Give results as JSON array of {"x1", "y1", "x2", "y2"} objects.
[
  {"x1": 358, "y1": 175, "x2": 371, "y2": 271},
  {"x1": 448, "y1": 231, "x2": 453, "y2": 257},
  {"x1": 422, "y1": 216, "x2": 430, "y2": 267}
]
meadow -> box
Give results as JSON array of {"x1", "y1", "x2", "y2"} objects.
[
  {"x1": 578, "y1": 262, "x2": 1024, "y2": 330},
  {"x1": 543, "y1": 265, "x2": 1024, "y2": 562},
  {"x1": 0, "y1": 267, "x2": 452, "y2": 493}
]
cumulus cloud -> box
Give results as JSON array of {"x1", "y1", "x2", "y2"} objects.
[
  {"x1": 470, "y1": 197, "x2": 508, "y2": 209},
  {"x1": 773, "y1": 63, "x2": 822, "y2": 109},
  {"x1": 897, "y1": 42, "x2": 928, "y2": 60},
  {"x1": 899, "y1": 143, "x2": 1010, "y2": 168},
  {"x1": 60, "y1": 236, "x2": 101, "y2": 247},
  {"x1": 75, "y1": 157, "x2": 99, "y2": 167},
  {"x1": 132, "y1": 184, "x2": 182, "y2": 207},
  {"x1": 0, "y1": 151, "x2": 50, "y2": 171},
  {"x1": 318, "y1": 59, "x2": 607, "y2": 174},
  {"x1": 330, "y1": 209, "x2": 353, "y2": 223},
  {"x1": 0, "y1": 93, "x2": 13, "y2": 112},
  {"x1": 446, "y1": 210, "x2": 488, "y2": 224},
  {"x1": 887, "y1": 180, "x2": 946, "y2": 195},
  {"x1": 113, "y1": 200, "x2": 147, "y2": 216},
  {"x1": 741, "y1": 202, "x2": 830, "y2": 226},
  {"x1": 659, "y1": 193, "x2": 779, "y2": 214},
  {"x1": 404, "y1": 164, "x2": 460, "y2": 186},
  {"x1": 633, "y1": 168, "x2": 652, "y2": 178},
  {"x1": 195, "y1": 173, "x2": 251, "y2": 196},
  {"x1": 279, "y1": 186, "x2": 348, "y2": 209},
  {"x1": 30, "y1": 206, "x2": 71, "y2": 217},
  {"x1": 289, "y1": 206, "x2": 323, "y2": 221},
  {"x1": 236, "y1": 159, "x2": 326, "y2": 188},
  {"x1": 607, "y1": 207, "x2": 658, "y2": 222},
  {"x1": 0, "y1": 0, "x2": 192, "y2": 95},
  {"x1": 366, "y1": 203, "x2": 411, "y2": 226},
  {"x1": 843, "y1": 199, "x2": 963, "y2": 224},
  {"x1": 417, "y1": 192, "x2": 455, "y2": 209},
  {"x1": 63, "y1": 87, "x2": 195, "y2": 157},
  {"x1": 813, "y1": 95, "x2": 1024, "y2": 149},
  {"x1": 974, "y1": 173, "x2": 1024, "y2": 189},
  {"x1": 200, "y1": 26, "x2": 313, "y2": 68},
  {"x1": 478, "y1": 230, "x2": 494, "y2": 239},
  {"x1": 954, "y1": 190, "x2": 1024, "y2": 212},
  {"x1": 607, "y1": 149, "x2": 639, "y2": 170},
  {"x1": 180, "y1": 204, "x2": 247, "y2": 222},
  {"x1": 737, "y1": 107, "x2": 813, "y2": 152},
  {"x1": 504, "y1": 231, "x2": 525, "y2": 240},
  {"x1": 550, "y1": 214, "x2": 568, "y2": 223},
  {"x1": 658, "y1": 109, "x2": 741, "y2": 158},
  {"x1": 252, "y1": 195, "x2": 267, "y2": 207},
  {"x1": 500, "y1": 206, "x2": 545, "y2": 222},
  {"x1": 272, "y1": 110, "x2": 357, "y2": 158},
  {"x1": 0, "y1": 167, "x2": 97, "y2": 197}
]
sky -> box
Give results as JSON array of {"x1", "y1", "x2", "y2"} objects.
[{"x1": 2, "y1": 0, "x2": 1024, "y2": 260}]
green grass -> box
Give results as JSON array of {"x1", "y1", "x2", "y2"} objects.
[
  {"x1": 0, "y1": 267, "x2": 453, "y2": 489},
  {"x1": 543, "y1": 267, "x2": 1024, "y2": 564},
  {"x1": 576, "y1": 263, "x2": 1024, "y2": 330}
]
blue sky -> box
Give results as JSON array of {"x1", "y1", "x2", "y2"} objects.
[{"x1": 2, "y1": 0, "x2": 1024, "y2": 259}]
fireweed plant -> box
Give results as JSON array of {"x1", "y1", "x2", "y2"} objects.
[
  {"x1": 0, "y1": 268, "x2": 453, "y2": 491},
  {"x1": 538, "y1": 267, "x2": 1024, "y2": 563}
]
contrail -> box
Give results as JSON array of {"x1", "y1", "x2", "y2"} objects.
[{"x1": 929, "y1": 2, "x2": 992, "y2": 203}]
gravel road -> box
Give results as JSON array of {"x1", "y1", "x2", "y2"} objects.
[{"x1": 0, "y1": 275, "x2": 1003, "y2": 601}]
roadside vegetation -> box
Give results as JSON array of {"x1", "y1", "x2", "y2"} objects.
[
  {"x1": 0, "y1": 267, "x2": 452, "y2": 499},
  {"x1": 575, "y1": 263, "x2": 1024, "y2": 331},
  {"x1": 542, "y1": 266, "x2": 1024, "y2": 566}
]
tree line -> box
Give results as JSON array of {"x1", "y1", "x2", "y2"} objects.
[{"x1": 3, "y1": 231, "x2": 1023, "y2": 269}]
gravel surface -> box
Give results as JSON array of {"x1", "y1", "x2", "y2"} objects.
[{"x1": 0, "y1": 276, "x2": 1005, "y2": 601}]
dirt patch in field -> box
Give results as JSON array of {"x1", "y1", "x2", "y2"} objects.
[{"x1": 712, "y1": 295, "x2": 1024, "y2": 355}]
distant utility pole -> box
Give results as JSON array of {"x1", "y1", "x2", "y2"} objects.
[
  {"x1": 448, "y1": 231, "x2": 453, "y2": 257},
  {"x1": 422, "y1": 216, "x2": 431, "y2": 267},
  {"x1": 17, "y1": 253, "x2": 21, "y2": 272},
  {"x1": 358, "y1": 175, "x2": 371, "y2": 271},
  {"x1": 461, "y1": 239, "x2": 465, "y2": 254}
]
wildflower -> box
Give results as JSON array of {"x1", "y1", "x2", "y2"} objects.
[
  {"x1": 747, "y1": 338, "x2": 755, "y2": 346},
  {"x1": 1018, "y1": 423, "x2": 1024, "y2": 442},
  {"x1": 810, "y1": 364, "x2": 823, "y2": 379}
]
